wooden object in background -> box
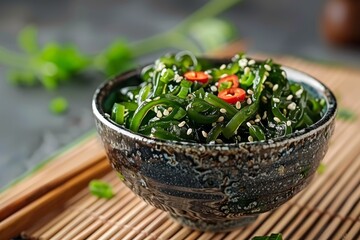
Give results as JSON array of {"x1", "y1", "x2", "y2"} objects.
[{"x1": 322, "y1": 0, "x2": 360, "y2": 46}]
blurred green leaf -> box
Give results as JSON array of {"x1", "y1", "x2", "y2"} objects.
[
  {"x1": 36, "y1": 43, "x2": 90, "y2": 89},
  {"x1": 1, "y1": 0, "x2": 241, "y2": 92},
  {"x1": 89, "y1": 180, "x2": 114, "y2": 199},
  {"x1": 7, "y1": 70, "x2": 37, "y2": 86},
  {"x1": 39, "y1": 43, "x2": 89, "y2": 79},
  {"x1": 317, "y1": 163, "x2": 326, "y2": 175},
  {"x1": 18, "y1": 25, "x2": 38, "y2": 54},
  {"x1": 94, "y1": 40, "x2": 135, "y2": 77},
  {"x1": 49, "y1": 97, "x2": 68, "y2": 114},
  {"x1": 337, "y1": 108, "x2": 357, "y2": 122},
  {"x1": 188, "y1": 18, "x2": 236, "y2": 51}
]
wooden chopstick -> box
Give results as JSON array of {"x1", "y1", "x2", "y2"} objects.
[
  {"x1": 0, "y1": 138, "x2": 106, "y2": 221},
  {"x1": 0, "y1": 160, "x2": 111, "y2": 240}
]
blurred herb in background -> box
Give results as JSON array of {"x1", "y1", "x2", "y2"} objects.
[
  {"x1": 0, "y1": 0, "x2": 241, "y2": 94},
  {"x1": 336, "y1": 107, "x2": 357, "y2": 122}
]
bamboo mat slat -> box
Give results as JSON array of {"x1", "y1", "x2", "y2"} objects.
[{"x1": 1, "y1": 54, "x2": 360, "y2": 240}]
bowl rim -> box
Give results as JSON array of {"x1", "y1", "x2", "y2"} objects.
[{"x1": 92, "y1": 58, "x2": 337, "y2": 149}]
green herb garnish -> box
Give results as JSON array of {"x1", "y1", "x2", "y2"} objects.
[
  {"x1": 89, "y1": 180, "x2": 114, "y2": 199},
  {"x1": 317, "y1": 163, "x2": 326, "y2": 175},
  {"x1": 337, "y1": 108, "x2": 357, "y2": 122},
  {"x1": 49, "y1": 97, "x2": 68, "y2": 115},
  {"x1": 252, "y1": 233, "x2": 283, "y2": 240},
  {"x1": 117, "y1": 173, "x2": 125, "y2": 181}
]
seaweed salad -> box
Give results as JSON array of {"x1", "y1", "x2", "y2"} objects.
[{"x1": 107, "y1": 51, "x2": 325, "y2": 144}]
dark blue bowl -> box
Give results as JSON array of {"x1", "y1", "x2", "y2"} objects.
[{"x1": 92, "y1": 60, "x2": 337, "y2": 232}]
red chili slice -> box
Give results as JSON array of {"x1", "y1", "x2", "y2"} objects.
[
  {"x1": 218, "y1": 75, "x2": 239, "y2": 89},
  {"x1": 184, "y1": 71, "x2": 209, "y2": 83},
  {"x1": 218, "y1": 88, "x2": 246, "y2": 104}
]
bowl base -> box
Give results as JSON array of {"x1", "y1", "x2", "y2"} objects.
[{"x1": 169, "y1": 213, "x2": 258, "y2": 232}]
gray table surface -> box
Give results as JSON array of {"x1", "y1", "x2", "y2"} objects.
[{"x1": 0, "y1": 0, "x2": 359, "y2": 189}]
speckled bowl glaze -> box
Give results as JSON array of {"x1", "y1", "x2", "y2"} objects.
[{"x1": 92, "y1": 60, "x2": 337, "y2": 232}]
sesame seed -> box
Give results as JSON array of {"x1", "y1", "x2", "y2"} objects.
[
  {"x1": 155, "y1": 62, "x2": 165, "y2": 72},
  {"x1": 262, "y1": 111, "x2": 267, "y2": 119},
  {"x1": 163, "y1": 109, "x2": 169, "y2": 116},
  {"x1": 286, "y1": 120, "x2": 292, "y2": 126},
  {"x1": 262, "y1": 75, "x2": 267, "y2": 82},
  {"x1": 249, "y1": 120, "x2": 255, "y2": 125},
  {"x1": 295, "y1": 88, "x2": 303, "y2": 97},
  {"x1": 286, "y1": 95, "x2": 293, "y2": 100},
  {"x1": 215, "y1": 139, "x2": 223, "y2": 144},
  {"x1": 282, "y1": 71, "x2": 287, "y2": 78},
  {"x1": 232, "y1": 54, "x2": 240, "y2": 61},
  {"x1": 210, "y1": 86, "x2": 218, "y2": 92},
  {"x1": 154, "y1": 106, "x2": 158, "y2": 113},
  {"x1": 273, "y1": 97, "x2": 280, "y2": 103},
  {"x1": 220, "y1": 74, "x2": 228, "y2": 78},
  {"x1": 238, "y1": 59, "x2": 248, "y2": 68},
  {"x1": 244, "y1": 67, "x2": 251, "y2": 75},
  {"x1": 212, "y1": 122, "x2": 217, "y2": 127},
  {"x1": 209, "y1": 140, "x2": 215, "y2": 144},
  {"x1": 247, "y1": 89, "x2": 254, "y2": 95},
  {"x1": 255, "y1": 118, "x2": 261, "y2": 123},
  {"x1": 217, "y1": 116, "x2": 224, "y2": 122},
  {"x1": 134, "y1": 94, "x2": 139, "y2": 99},
  {"x1": 272, "y1": 84, "x2": 279, "y2": 91},
  {"x1": 236, "y1": 101, "x2": 241, "y2": 109},
  {"x1": 145, "y1": 98, "x2": 152, "y2": 102},
  {"x1": 274, "y1": 117, "x2": 281, "y2": 123},
  {"x1": 256, "y1": 114, "x2": 261, "y2": 119},
  {"x1": 262, "y1": 96, "x2": 268, "y2": 103},
  {"x1": 167, "y1": 107, "x2": 173, "y2": 112},
  {"x1": 178, "y1": 121, "x2": 186, "y2": 127},
  {"x1": 153, "y1": 96, "x2": 160, "y2": 100},
  {"x1": 201, "y1": 131, "x2": 208, "y2": 138},
  {"x1": 187, "y1": 128, "x2": 193, "y2": 135},
  {"x1": 160, "y1": 68, "x2": 167, "y2": 76},
  {"x1": 247, "y1": 98, "x2": 252, "y2": 105},
  {"x1": 287, "y1": 102, "x2": 297, "y2": 110},
  {"x1": 248, "y1": 136, "x2": 254, "y2": 142},
  {"x1": 248, "y1": 59, "x2": 256, "y2": 65},
  {"x1": 149, "y1": 134, "x2": 155, "y2": 138},
  {"x1": 156, "y1": 111, "x2": 163, "y2": 118},
  {"x1": 220, "y1": 108, "x2": 227, "y2": 113},
  {"x1": 283, "y1": 109, "x2": 287, "y2": 115},
  {"x1": 265, "y1": 81, "x2": 273, "y2": 88},
  {"x1": 220, "y1": 64, "x2": 226, "y2": 70},
  {"x1": 246, "y1": 122, "x2": 252, "y2": 127},
  {"x1": 174, "y1": 74, "x2": 183, "y2": 83},
  {"x1": 264, "y1": 64, "x2": 272, "y2": 71}
]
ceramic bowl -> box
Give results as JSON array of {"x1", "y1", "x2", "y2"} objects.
[{"x1": 92, "y1": 59, "x2": 337, "y2": 232}]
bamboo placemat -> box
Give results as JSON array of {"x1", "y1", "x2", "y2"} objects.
[{"x1": 1, "y1": 54, "x2": 360, "y2": 240}]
